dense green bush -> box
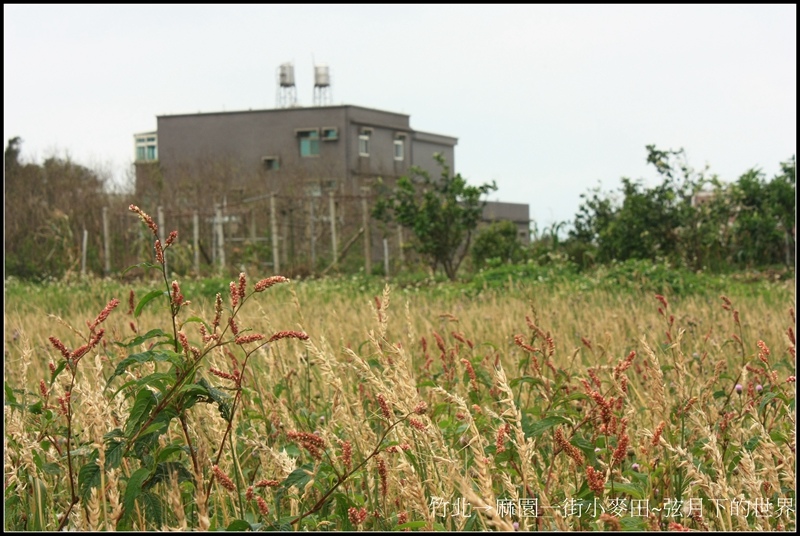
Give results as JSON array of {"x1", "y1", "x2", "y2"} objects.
[
  {"x1": 567, "y1": 146, "x2": 795, "y2": 273},
  {"x1": 471, "y1": 220, "x2": 526, "y2": 269}
]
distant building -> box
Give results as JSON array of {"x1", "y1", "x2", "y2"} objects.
[
  {"x1": 133, "y1": 103, "x2": 529, "y2": 247},
  {"x1": 481, "y1": 201, "x2": 530, "y2": 246},
  {"x1": 691, "y1": 189, "x2": 716, "y2": 208},
  {"x1": 134, "y1": 105, "x2": 457, "y2": 199}
]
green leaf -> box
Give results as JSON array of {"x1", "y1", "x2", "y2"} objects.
[
  {"x1": 107, "y1": 349, "x2": 184, "y2": 388},
  {"x1": 619, "y1": 516, "x2": 648, "y2": 531},
  {"x1": 137, "y1": 371, "x2": 178, "y2": 396},
  {"x1": 119, "y1": 328, "x2": 170, "y2": 349},
  {"x1": 4, "y1": 381, "x2": 21, "y2": 409},
  {"x1": 197, "y1": 378, "x2": 232, "y2": 420},
  {"x1": 509, "y1": 376, "x2": 544, "y2": 389},
  {"x1": 156, "y1": 444, "x2": 188, "y2": 463},
  {"x1": 178, "y1": 382, "x2": 210, "y2": 397},
  {"x1": 122, "y1": 467, "x2": 151, "y2": 523},
  {"x1": 226, "y1": 519, "x2": 252, "y2": 531},
  {"x1": 135, "y1": 289, "x2": 167, "y2": 318},
  {"x1": 176, "y1": 382, "x2": 211, "y2": 412},
  {"x1": 121, "y1": 261, "x2": 160, "y2": 277},
  {"x1": 179, "y1": 316, "x2": 208, "y2": 330},
  {"x1": 125, "y1": 388, "x2": 158, "y2": 437},
  {"x1": 758, "y1": 391, "x2": 779, "y2": 411},
  {"x1": 27, "y1": 477, "x2": 49, "y2": 531},
  {"x1": 140, "y1": 420, "x2": 169, "y2": 438},
  {"x1": 49, "y1": 360, "x2": 68, "y2": 383},
  {"x1": 606, "y1": 481, "x2": 643, "y2": 499},
  {"x1": 138, "y1": 491, "x2": 165, "y2": 527},
  {"x1": 144, "y1": 462, "x2": 195, "y2": 490},
  {"x1": 78, "y1": 453, "x2": 102, "y2": 500},
  {"x1": 279, "y1": 464, "x2": 315, "y2": 492},
  {"x1": 396, "y1": 520, "x2": 428, "y2": 530},
  {"x1": 744, "y1": 436, "x2": 760, "y2": 452},
  {"x1": 523, "y1": 415, "x2": 572, "y2": 438},
  {"x1": 105, "y1": 438, "x2": 126, "y2": 469},
  {"x1": 104, "y1": 428, "x2": 126, "y2": 440},
  {"x1": 41, "y1": 462, "x2": 61, "y2": 475},
  {"x1": 769, "y1": 430, "x2": 788, "y2": 445}
]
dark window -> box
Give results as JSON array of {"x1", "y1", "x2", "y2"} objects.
[
  {"x1": 262, "y1": 157, "x2": 279, "y2": 170},
  {"x1": 298, "y1": 131, "x2": 320, "y2": 157}
]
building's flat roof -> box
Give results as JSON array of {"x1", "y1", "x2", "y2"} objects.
[
  {"x1": 154, "y1": 104, "x2": 457, "y2": 144},
  {"x1": 157, "y1": 104, "x2": 410, "y2": 120}
]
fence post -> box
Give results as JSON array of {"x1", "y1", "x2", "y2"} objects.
[
  {"x1": 102, "y1": 207, "x2": 110, "y2": 275},
  {"x1": 270, "y1": 193, "x2": 280, "y2": 274},
  {"x1": 215, "y1": 204, "x2": 225, "y2": 271},
  {"x1": 329, "y1": 192, "x2": 338, "y2": 269},
  {"x1": 193, "y1": 211, "x2": 200, "y2": 275},
  {"x1": 309, "y1": 197, "x2": 316, "y2": 270},
  {"x1": 81, "y1": 228, "x2": 88, "y2": 276},
  {"x1": 397, "y1": 226, "x2": 405, "y2": 264},
  {"x1": 362, "y1": 187, "x2": 371, "y2": 275},
  {"x1": 383, "y1": 237, "x2": 389, "y2": 278},
  {"x1": 250, "y1": 207, "x2": 256, "y2": 242},
  {"x1": 288, "y1": 205, "x2": 295, "y2": 271}
]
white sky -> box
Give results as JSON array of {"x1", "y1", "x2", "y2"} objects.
[{"x1": 4, "y1": 4, "x2": 796, "y2": 230}]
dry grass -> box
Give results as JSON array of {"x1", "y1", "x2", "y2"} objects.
[{"x1": 3, "y1": 270, "x2": 796, "y2": 531}]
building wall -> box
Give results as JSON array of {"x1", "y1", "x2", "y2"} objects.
[
  {"x1": 149, "y1": 105, "x2": 456, "y2": 196},
  {"x1": 157, "y1": 107, "x2": 350, "y2": 187},
  {"x1": 411, "y1": 131, "x2": 457, "y2": 177},
  {"x1": 482, "y1": 201, "x2": 531, "y2": 245}
]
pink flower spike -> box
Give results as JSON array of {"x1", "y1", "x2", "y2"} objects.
[
  {"x1": 129, "y1": 205, "x2": 158, "y2": 237},
  {"x1": 254, "y1": 276, "x2": 289, "y2": 292},
  {"x1": 268, "y1": 330, "x2": 309, "y2": 343}
]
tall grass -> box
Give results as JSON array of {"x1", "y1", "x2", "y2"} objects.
[{"x1": 4, "y1": 209, "x2": 795, "y2": 531}]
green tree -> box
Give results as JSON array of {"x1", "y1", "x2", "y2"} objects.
[
  {"x1": 770, "y1": 156, "x2": 797, "y2": 267},
  {"x1": 471, "y1": 220, "x2": 525, "y2": 269},
  {"x1": 567, "y1": 145, "x2": 796, "y2": 272},
  {"x1": 373, "y1": 155, "x2": 496, "y2": 280},
  {"x1": 729, "y1": 160, "x2": 796, "y2": 268}
]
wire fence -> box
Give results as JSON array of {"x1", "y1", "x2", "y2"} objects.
[{"x1": 87, "y1": 192, "x2": 409, "y2": 279}]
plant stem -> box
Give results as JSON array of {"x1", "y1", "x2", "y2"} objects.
[{"x1": 288, "y1": 416, "x2": 407, "y2": 526}]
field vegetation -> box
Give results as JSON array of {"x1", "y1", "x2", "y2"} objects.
[
  {"x1": 4, "y1": 207, "x2": 795, "y2": 531},
  {"x1": 4, "y1": 141, "x2": 795, "y2": 530}
]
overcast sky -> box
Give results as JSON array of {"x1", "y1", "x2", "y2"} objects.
[{"x1": 4, "y1": 4, "x2": 796, "y2": 230}]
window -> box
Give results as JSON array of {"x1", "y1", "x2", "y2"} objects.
[
  {"x1": 358, "y1": 135, "x2": 370, "y2": 157},
  {"x1": 262, "y1": 156, "x2": 279, "y2": 171},
  {"x1": 322, "y1": 127, "x2": 338, "y2": 141},
  {"x1": 394, "y1": 138, "x2": 405, "y2": 161},
  {"x1": 358, "y1": 128, "x2": 372, "y2": 157},
  {"x1": 297, "y1": 130, "x2": 320, "y2": 157},
  {"x1": 134, "y1": 133, "x2": 158, "y2": 162}
]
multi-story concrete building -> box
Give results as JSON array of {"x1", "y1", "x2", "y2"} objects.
[
  {"x1": 134, "y1": 103, "x2": 529, "y2": 245},
  {"x1": 134, "y1": 104, "x2": 456, "y2": 197}
]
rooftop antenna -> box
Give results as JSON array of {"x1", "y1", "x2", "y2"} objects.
[
  {"x1": 277, "y1": 62, "x2": 297, "y2": 108},
  {"x1": 313, "y1": 62, "x2": 332, "y2": 106}
]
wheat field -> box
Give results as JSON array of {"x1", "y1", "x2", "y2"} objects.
[{"x1": 4, "y1": 269, "x2": 796, "y2": 531}]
